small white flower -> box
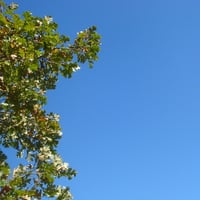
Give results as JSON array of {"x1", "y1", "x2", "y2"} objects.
[
  {"x1": 54, "y1": 114, "x2": 60, "y2": 121},
  {"x1": 1, "y1": 103, "x2": 8, "y2": 106},
  {"x1": 9, "y1": 3, "x2": 18, "y2": 10},
  {"x1": 44, "y1": 16, "x2": 53, "y2": 24},
  {"x1": 72, "y1": 65, "x2": 80, "y2": 72},
  {"x1": 38, "y1": 154, "x2": 45, "y2": 161},
  {"x1": 47, "y1": 137, "x2": 52, "y2": 142},
  {"x1": 36, "y1": 20, "x2": 43, "y2": 26},
  {"x1": 63, "y1": 162, "x2": 69, "y2": 169},
  {"x1": 21, "y1": 195, "x2": 31, "y2": 200},
  {"x1": 77, "y1": 31, "x2": 83, "y2": 35},
  {"x1": 57, "y1": 131, "x2": 63, "y2": 136},
  {"x1": 10, "y1": 54, "x2": 17, "y2": 59}
]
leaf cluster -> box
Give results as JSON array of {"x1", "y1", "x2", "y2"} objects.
[{"x1": 0, "y1": 1, "x2": 101, "y2": 199}]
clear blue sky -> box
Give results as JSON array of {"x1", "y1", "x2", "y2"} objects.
[{"x1": 8, "y1": 0, "x2": 200, "y2": 199}]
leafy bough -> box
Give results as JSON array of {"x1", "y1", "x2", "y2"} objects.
[{"x1": 0, "y1": 1, "x2": 101, "y2": 199}]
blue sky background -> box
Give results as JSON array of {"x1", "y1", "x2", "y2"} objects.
[{"x1": 6, "y1": 0, "x2": 200, "y2": 199}]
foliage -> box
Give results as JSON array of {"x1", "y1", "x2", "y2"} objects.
[{"x1": 0, "y1": 1, "x2": 101, "y2": 199}]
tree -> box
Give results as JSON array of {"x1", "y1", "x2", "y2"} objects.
[{"x1": 0, "y1": 1, "x2": 101, "y2": 199}]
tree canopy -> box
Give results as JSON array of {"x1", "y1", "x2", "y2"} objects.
[{"x1": 0, "y1": 1, "x2": 101, "y2": 199}]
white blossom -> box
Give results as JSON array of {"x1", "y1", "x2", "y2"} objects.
[
  {"x1": 10, "y1": 54, "x2": 17, "y2": 59},
  {"x1": 72, "y1": 65, "x2": 80, "y2": 72},
  {"x1": 9, "y1": 3, "x2": 18, "y2": 10},
  {"x1": 77, "y1": 31, "x2": 83, "y2": 35},
  {"x1": 54, "y1": 114, "x2": 60, "y2": 121},
  {"x1": 36, "y1": 20, "x2": 43, "y2": 26},
  {"x1": 44, "y1": 16, "x2": 53, "y2": 24},
  {"x1": 38, "y1": 146, "x2": 52, "y2": 161},
  {"x1": 20, "y1": 195, "x2": 31, "y2": 200},
  {"x1": 55, "y1": 186, "x2": 72, "y2": 199},
  {"x1": 57, "y1": 130, "x2": 63, "y2": 136},
  {"x1": 1, "y1": 102, "x2": 8, "y2": 106},
  {"x1": 63, "y1": 162, "x2": 69, "y2": 169}
]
